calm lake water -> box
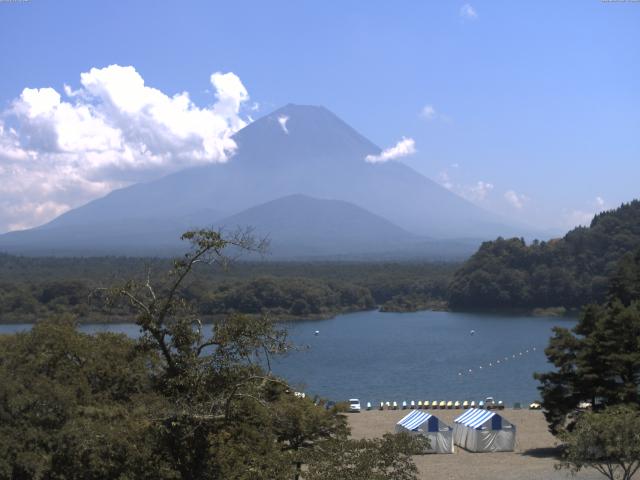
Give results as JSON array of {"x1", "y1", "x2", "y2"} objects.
[{"x1": 0, "y1": 310, "x2": 576, "y2": 405}]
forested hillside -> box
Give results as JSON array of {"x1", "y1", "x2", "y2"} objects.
[
  {"x1": 448, "y1": 201, "x2": 640, "y2": 309},
  {"x1": 0, "y1": 256, "x2": 455, "y2": 322}
]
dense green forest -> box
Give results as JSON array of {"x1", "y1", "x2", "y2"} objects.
[
  {"x1": 0, "y1": 230, "x2": 425, "y2": 479},
  {"x1": 535, "y1": 247, "x2": 640, "y2": 434},
  {"x1": 449, "y1": 200, "x2": 640, "y2": 310},
  {"x1": 0, "y1": 255, "x2": 456, "y2": 323}
]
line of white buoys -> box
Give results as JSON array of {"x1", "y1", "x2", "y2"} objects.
[{"x1": 456, "y1": 346, "x2": 539, "y2": 377}]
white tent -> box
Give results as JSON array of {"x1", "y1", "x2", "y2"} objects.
[
  {"x1": 453, "y1": 408, "x2": 515, "y2": 452},
  {"x1": 395, "y1": 410, "x2": 454, "y2": 454}
]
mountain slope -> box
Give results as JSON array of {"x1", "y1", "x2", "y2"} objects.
[
  {"x1": 215, "y1": 194, "x2": 419, "y2": 257},
  {"x1": 448, "y1": 200, "x2": 640, "y2": 309},
  {"x1": 0, "y1": 104, "x2": 526, "y2": 257}
]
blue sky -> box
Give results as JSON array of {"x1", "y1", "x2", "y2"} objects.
[{"x1": 0, "y1": 0, "x2": 638, "y2": 232}]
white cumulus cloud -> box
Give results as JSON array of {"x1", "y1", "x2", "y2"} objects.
[
  {"x1": 460, "y1": 3, "x2": 477, "y2": 19},
  {"x1": 0, "y1": 64, "x2": 251, "y2": 233},
  {"x1": 365, "y1": 137, "x2": 416, "y2": 164}
]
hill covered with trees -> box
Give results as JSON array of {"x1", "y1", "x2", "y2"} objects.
[
  {"x1": 0, "y1": 256, "x2": 455, "y2": 323},
  {"x1": 448, "y1": 200, "x2": 640, "y2": 310}
]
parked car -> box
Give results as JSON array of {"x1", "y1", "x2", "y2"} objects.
[
  {"x1": 349, "y1": 398, "x2": 361, "y2": 412},
  {"x1": 484, "y1": 397, "x2": 496, "y2": 409}
]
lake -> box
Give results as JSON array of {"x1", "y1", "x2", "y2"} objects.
[{"x1": 0, "y1": 310, "x2": 576, "y2": 406}]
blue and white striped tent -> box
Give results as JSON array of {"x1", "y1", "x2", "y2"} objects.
[
  {"x1": 395, "y1": 410, "x2": 454, "y2": 453},
  {"x1": 453, "y1": 408, "x2": 515, "y2": 452}
]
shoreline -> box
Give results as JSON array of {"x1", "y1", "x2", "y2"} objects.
[{"x1": 0, "y1": 303, "x2": 581, "y2": 325}]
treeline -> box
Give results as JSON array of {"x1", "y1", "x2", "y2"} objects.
[
  {"x1": 449, "y1": 200, "x2": 640, "y2": 310},
  {"x1": 5, "y1": 198, "x2": 640, "y2": 318},
  {"x1": 0, "y1": 257, "x2": 457, "y2": 322}
]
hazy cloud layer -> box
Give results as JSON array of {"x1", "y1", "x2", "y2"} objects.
[
  {"x1": 564, "y1": 196, "x2": 608, "y2": 228},
  {"x1": 469, "y1": 181, "x2": 494, "y2": 201},
  {"x1": 460, "y1": 3, "x2": 477, "y2": 20},
  {"x1": 0, "y1": 65, "x2": 250, "y2": 232},
  {"x1": 420, "y1": 104, "x2": 437, "y2": 120},
  {"x1": 419, "y1": 104, "x2": 452, "y2": 123},
  {"x1": 437, "y1": 170, "x2": 493, "y2": 203},
  {"x1": 504, "y1": 189, "x2": 527, "y2": 209},
  {"x1": 365, "y1": 137, "x2": 416, "y2": 163}
]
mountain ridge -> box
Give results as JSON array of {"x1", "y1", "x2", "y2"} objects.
[{"x1": 0, "y1": 104, "x2": 531, "y2": 257}]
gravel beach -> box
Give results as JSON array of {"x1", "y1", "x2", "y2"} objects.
[{"x1": 347, "y1": 408, "x2": 632, "y2": 480}]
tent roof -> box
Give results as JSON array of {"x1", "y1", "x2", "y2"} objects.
[
  {"x1": 454, "y1": 408, "x2": 500, "y2": 429},
  {"x1": 397, "y1": 410, "x2": 433, "y2": 430}
]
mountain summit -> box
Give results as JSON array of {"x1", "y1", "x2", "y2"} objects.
[{"x1": 0, "y1": 104, "x2": 525, "y2": 257}]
